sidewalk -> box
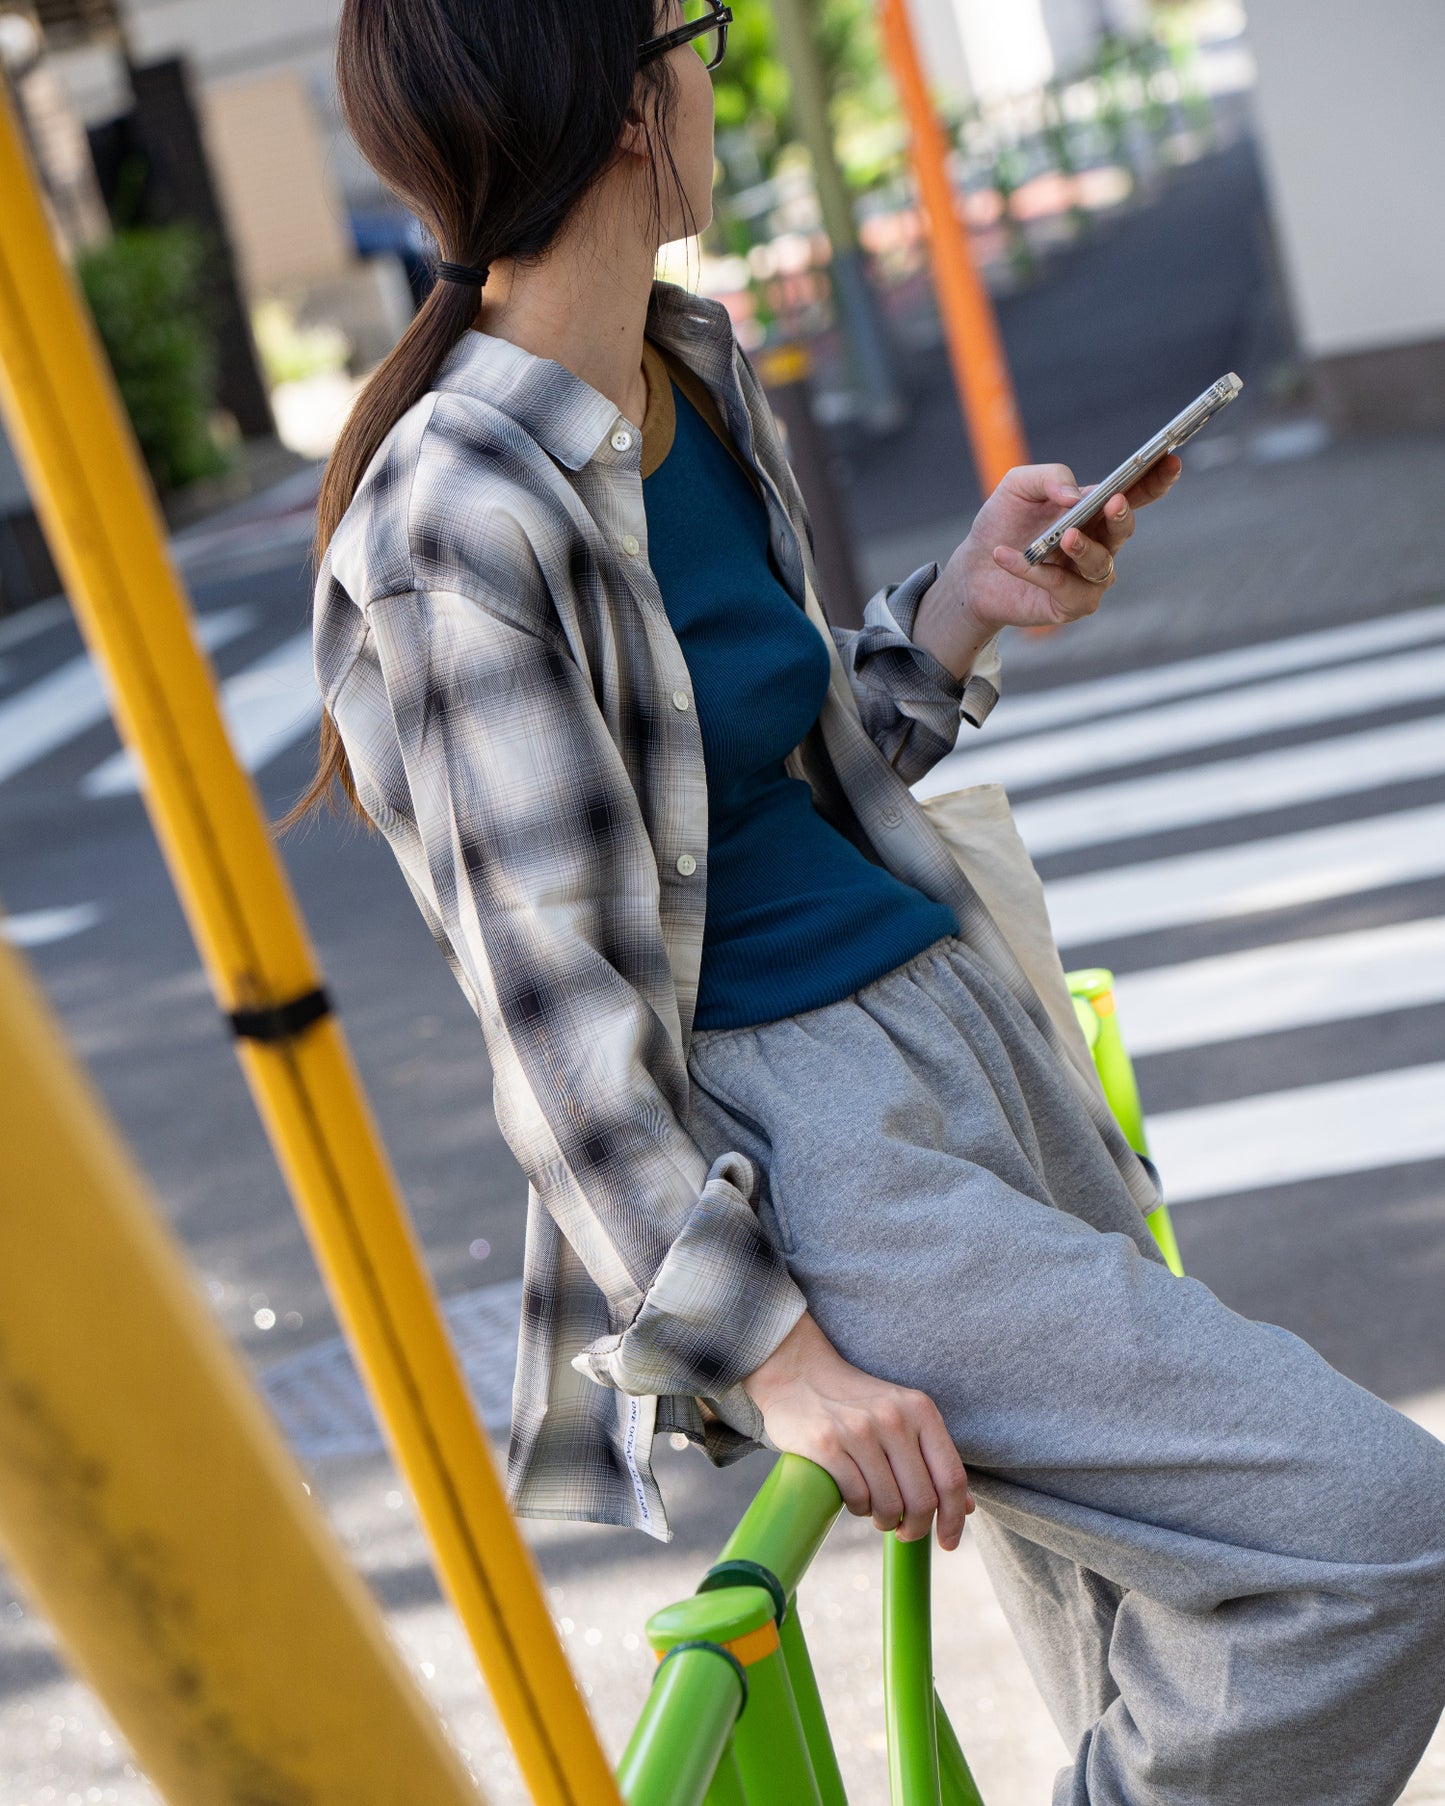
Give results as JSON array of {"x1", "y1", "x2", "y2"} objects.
[{"x1": 830, "y1": 133, "x2": 1445, "y2": 688}]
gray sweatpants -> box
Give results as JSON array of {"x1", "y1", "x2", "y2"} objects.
[{"x1": 687, "y1": 936, "x2": 1445, "y2": 1806}]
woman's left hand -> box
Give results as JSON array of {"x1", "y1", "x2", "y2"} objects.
[{"x1": 913, "y1": 454, "x2": 1183, "y2": 678}]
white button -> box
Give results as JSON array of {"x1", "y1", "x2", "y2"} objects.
[
  {"x1": 675, "y1": 853, "x2": 697, "y2": 877},
  {"x1": 622, "y1": 534, "x2": 641, "y2": 557},
  {"x1": 611, "y1": 428, "x2": 634, "y2": 452},
  {"x1": 671, "y1": 690, "x2": 690, "y2": 712}
]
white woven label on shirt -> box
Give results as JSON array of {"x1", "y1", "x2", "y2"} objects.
[{"x1": 622, "y1": 1394, "x2": 654, "y2": 1533}]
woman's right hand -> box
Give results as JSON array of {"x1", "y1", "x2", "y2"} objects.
[{"x1": 743, "y1": 1312, "x2": 975, "y2": 1551}]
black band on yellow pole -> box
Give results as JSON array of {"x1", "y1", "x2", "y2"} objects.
[{"x1": 227, "y1": 986, "x2": 332, "y2": 1042}]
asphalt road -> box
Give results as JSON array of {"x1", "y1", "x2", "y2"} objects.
[
  {"x1": 838, "y1": 136, "x2": 1293, "y2": 537},
  {"x1": 2, "y1": 132, "x2": 1443, "y2": 1805}
]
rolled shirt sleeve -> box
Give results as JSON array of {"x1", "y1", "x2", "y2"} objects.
[
  {"x1": 344, "y1": 583, "x2": 806, "y2": 1425},
  {"x1": 571, "y1": 1149, "x2": 805, "y2": 1431},
  {"x1": 836, "y1": 562, "x2": 1002, "y2": 782}
]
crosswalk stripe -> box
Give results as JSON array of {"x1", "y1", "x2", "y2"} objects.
[
  {"x1": 0, "y1": 606, "x2": 254, "y2": 787},
  {"x1": 918, "y1": 644, "x2": 1445, "y2": 799},
  {"x1": 1150, "y1": 1062, "x2": 1445, "y2": 1203},
  {"x1": 982, "y1": 602, "x2": 1445, "y2": 743},
  {"x1": 1113, "y1": 916, "x2": 1445, "y2": 1056},
  {"x1": 83, "y1": 631, "x2": 320, "y2": 797},
  {"x1": 0, "y1": 903, "x2": 102, "y2": 948},
  {"x1": 0, "y1": 596, "x2": 68, "y2": 653},
  {"x1": 1013, "y1": 716, "x2": 1445, "y2": 857},
  {"x1": 1046, "y1": 802, "x2": 1445, "y2": 949}
]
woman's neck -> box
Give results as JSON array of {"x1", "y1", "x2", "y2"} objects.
[{"x1": 478, "y1": 203, "x2": 657, "y2": 428}]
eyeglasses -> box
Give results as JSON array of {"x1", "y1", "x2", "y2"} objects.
[{"x1": 638, "y1": 0, "x2": 732, "y2": 71}]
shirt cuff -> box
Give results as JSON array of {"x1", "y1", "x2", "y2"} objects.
[
  {"x1": 961, "y1": 634, "x2": 1002, "y2": 730},
  {"x1": 855, "y1": 561, "x2": 1002, "y2": 730},
  {"x1": 571, "y1": 1151, "x2": 807, "y2": 1435}
]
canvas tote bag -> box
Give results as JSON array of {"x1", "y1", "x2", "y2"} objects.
[{"x1": 918, "y1": 781, "x2": 1109, "y2": 1109}]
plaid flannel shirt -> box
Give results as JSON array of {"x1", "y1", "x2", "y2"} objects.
[{"x1": 315, "y1": 280, "x2": 1154, "y2": 1539}]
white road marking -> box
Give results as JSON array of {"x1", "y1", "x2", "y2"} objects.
[
  {"x1": 1046, "y1": 803, "x2": 1445, "y2": 949},
  {"x1": 0, "y1": 606, "x2": 254, "y2": 787},
  {"x1": 84, "y1": 630, "x2": 320, "y2": 797},
  {"x1": 0, "y1": 596, "x2": 69, "y2": 652},
  {"x1": 1150, "y1": 1062, "x2": 1445, "y2": 1203},
  {"x1": 919, "y1": 644, "x2": 1445, "y2": 798},
  {"x1": 1014, "y1": 716, "x2": 1445, "y2": 857},
  {"x1": 1112, "y1": 916, "x2": 1445, "y2": 1056},
  {"x1": 0, "y1": 902, "x2": 102, "y2": 947},
  {"x1": 980, "y1": 603, "x2": 1445, "y2": 744}
]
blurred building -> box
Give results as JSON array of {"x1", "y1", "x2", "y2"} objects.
[
  {"x1": 910, "y1": 0, "x2": 1152, "y2": 105},
  {"x1": 39, "y1": 0, "x2": 416, "y2": 365},
  {"x1": 0, "y1": 0, "x2": 420, "y2": 608},
  {"x1": 1244, "y1": 0, "x2": 1445, "y2": 431}
]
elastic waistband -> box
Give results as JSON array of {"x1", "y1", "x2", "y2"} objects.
[{"x1": 689, "y1": 933, "x2": 965, "y2": 1049}]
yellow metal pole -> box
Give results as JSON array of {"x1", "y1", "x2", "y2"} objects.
[
  {"x1": 0, "y1": 936, "x2": 481, "y2": 1805},
  {"x1": 877, "y1": 0, "x2": 1029, "y2": 488},
  {"x1": 0, "y1": 80, "x2": 620, "y2": 1806}
]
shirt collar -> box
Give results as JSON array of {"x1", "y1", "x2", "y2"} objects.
[{"x1": 431, "y1": 281, "x2": 739, "y2": 472}]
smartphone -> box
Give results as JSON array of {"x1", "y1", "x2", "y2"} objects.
[{"x1": 1023, "y1": 372, "x2": 1244, "y2": 566}]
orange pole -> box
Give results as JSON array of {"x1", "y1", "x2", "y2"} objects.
[{"x1": 877, "y1": 0, "x2": 1029, "y2": 487}]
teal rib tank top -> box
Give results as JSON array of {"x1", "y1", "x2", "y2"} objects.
[{"x1": 642, "y1": 363, "x2": 956, "y2": 1032}]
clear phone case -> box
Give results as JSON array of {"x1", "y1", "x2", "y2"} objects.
[{"x1": 1024, "y1": 372, "x2": 1243, "y2": 566}]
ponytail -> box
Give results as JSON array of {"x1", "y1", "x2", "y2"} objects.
[{"x1": 284, "y1": 0, "x2": 678, "y2": 827}]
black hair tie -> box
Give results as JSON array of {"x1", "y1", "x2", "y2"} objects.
[{"x1": 435, "y1": 259, "x2": 491, "y2": 287}]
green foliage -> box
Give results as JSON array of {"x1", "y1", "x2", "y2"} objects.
[
  {"x1": 712, "y1": 0, "x2": 790, "y2": 146},
  {"x1": 76, "y1": 225, "x2": 233, "y2": 495},
  {"x1": 711, "y1": 0, "x2": 898, "y2": 185},
  {"x1": 251, "y1": 298, "x2": 350, "y2": 387}
]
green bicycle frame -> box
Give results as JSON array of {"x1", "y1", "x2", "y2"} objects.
[{"x1": 1069, "y1": 968, "x2": 1185, "y2": 1276}]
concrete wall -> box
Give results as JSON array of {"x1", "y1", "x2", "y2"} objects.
[
  {"x1": 120, "y1": 0, "x2": 382, "y2": 211},
  {"x1": 904, "y1": 0, "x2": 974, "y2": 105},
  {"x1": 1245, "y1": 0, "x2": 1445, "y2": 427},
  {"x1": 1039, "y1": 0, "x2": 1151, "y2": 77},
  {"x1": 947, "y1": 0, "x2": 1056, "y2": 102},
  {"x1": 908, "y1": 0, "x2": 1151, "y2": 105},
  {"x1": 202, "y1": 70, "x2": 353, "y2": 290}
]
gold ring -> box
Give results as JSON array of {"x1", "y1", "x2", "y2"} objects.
[{"x1": 1080, "y1": 552, "x2": 1115, "y2": 586}]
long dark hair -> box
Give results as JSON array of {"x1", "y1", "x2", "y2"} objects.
[{"x1": 286, "y1": 0, "x2": 686, "y2": 826}]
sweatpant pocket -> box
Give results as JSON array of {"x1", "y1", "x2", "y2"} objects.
[{"x1": 687, "y1": 1059, "x2": 796, "y2": 1255}]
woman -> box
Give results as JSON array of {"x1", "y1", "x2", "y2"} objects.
[{"x1": 302, "y1": 1, "x2": 1445, "y2": 1798}]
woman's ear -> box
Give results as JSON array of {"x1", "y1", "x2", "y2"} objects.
[{"x1": 616, "y1": 103, "x2": 651, "y2": 161}]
